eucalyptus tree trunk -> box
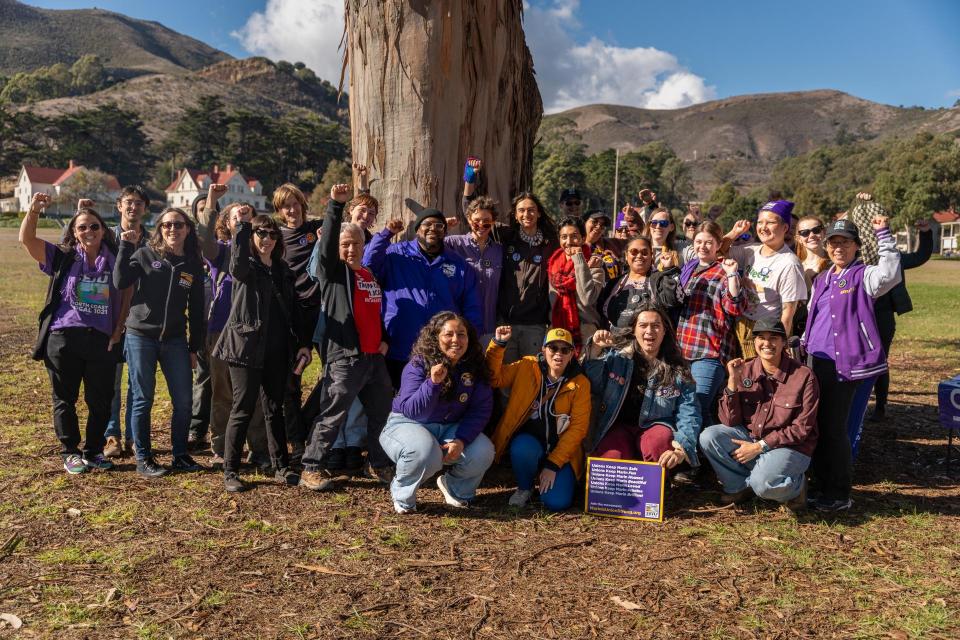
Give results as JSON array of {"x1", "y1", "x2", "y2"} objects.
[{"x1": 344, "y1": 0, "x2": 542, "y2": 225}]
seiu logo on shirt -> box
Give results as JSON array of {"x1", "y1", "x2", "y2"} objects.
[
  {"x1": 441, "y1": 263, "x2": 456, "y2": 278},
  {"x1": 178, "y1": 272, "x2": 194, "y2": 289}
]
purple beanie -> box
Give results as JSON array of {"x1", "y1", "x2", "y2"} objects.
[{"x1": 760, "y1": 200, "x2": 795, "y2": 224}]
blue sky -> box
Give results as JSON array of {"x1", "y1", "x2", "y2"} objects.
[{"x1": 27, "y1": 0, "x2": 960, "y2": 111}]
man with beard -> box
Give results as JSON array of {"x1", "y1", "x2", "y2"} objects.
[{"x1": 363, "y1": 208, "x2": 482, "y2": 387}]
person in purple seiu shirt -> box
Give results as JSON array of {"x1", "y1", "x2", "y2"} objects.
[
  {"x1": 379, "y1": 312, "x2": 495, "y2": 514},
  {"x1": 20, "y1": 194, "x2": 123, "y2": 475}
]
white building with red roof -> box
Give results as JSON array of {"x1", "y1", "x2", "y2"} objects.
[
  {"x1": 14, "y1": 161, "x2": 121, "y2": 213},
  {"x1": 165, "y1": 164, "x2": 267, "y2": 212}
]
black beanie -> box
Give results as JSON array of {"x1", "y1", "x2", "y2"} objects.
[{"x1": 414, "y1": 207, "x2": 446, "y2": 231}]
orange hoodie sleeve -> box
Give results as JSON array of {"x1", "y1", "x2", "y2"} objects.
[
  {"x1": 485, "y1": 339, "x2": 522, "y2": 389},
  {"x1": 546, "y1": 375, "x2": 591, "y2": 473}
]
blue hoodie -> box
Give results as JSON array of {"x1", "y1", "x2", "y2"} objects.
[{"x1": 363, "y1": 229, "x2": 481, "y2": 361}]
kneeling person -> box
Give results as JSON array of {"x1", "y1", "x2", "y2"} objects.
[
  {"x1": 487, "y1": 327, "x2": 591, "y2": 511},
  {"x1": 699, "y1": 318, "x2": 819, "y2": 511}
]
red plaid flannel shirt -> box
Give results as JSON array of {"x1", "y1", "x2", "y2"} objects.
[{"x1": 677, "y1": 262, "x2": 745, "y2": 362}]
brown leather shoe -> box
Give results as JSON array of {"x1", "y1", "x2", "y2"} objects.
[
  {"x1": 784, "y1": 476, "x2": 808, "y2": 514},
  {"x1": 103, "y1": 436, "x2": 123, "y2": 458},
  {"x1": 299, "y1": 470, "x2": 333, "y2": 492},
  {"x1": 719, "y1": 487, "x2": 753, "y2": 505}
]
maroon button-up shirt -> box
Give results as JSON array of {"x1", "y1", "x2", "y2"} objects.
[{"x1": 718, "y1": 355, "x2": 820, "y2": 456}]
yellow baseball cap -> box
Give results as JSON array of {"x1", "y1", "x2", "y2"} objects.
[{"x1": 543, "y1": 327, "x2": 574, "y2": 347}]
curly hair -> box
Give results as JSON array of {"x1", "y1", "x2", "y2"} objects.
[
  {"x1": 60, "y1": 208, "x2": 118, "y2": 255},
  {"x1": 410, "y1": 312, "x2": 490, "y2": 400},
  {"x1": 613, "y1": 302, "x2": 692, "y2": 387},
  {"x1": 148, "y1": 207, "x2": 201, "y2": 263}
]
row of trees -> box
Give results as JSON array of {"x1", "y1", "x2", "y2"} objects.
[{"x1": 0, "y1": 55, "x2": 109, "y2": 104}]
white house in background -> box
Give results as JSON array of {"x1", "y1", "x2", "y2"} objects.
[
  {"x1": 14, "y1": 161, "x2": 121, "y2": 213},
  {"x1": 165, "y1": 164, "x2": 267, "y2": 212}
]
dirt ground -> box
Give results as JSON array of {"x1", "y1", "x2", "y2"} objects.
[{"x1": 0, "y1": 231, "x2": 958, "y2": 639}]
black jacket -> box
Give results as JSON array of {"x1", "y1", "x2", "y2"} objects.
[
  {"x1": 307, "y1": 200, "x2": 383, "y2": 365},
  {"x1": 212, "y1": 222, "x2": 310, "y2": 368},
  {"x1": 597, "y1": 267, "x2": 680, "y2": 329},
  {"x1": 114, "y1": 242, "x2": 205, "y2": 353}
]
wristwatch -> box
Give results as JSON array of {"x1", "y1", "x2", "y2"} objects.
[{"x1": 758, "y1": 439, "x2": 770, "y2": 453}]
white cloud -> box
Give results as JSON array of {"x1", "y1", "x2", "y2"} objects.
[
  {"x1": 232, "y1": 0, "x2": 345, "y2": 84},
  {"x1": 524, "y1": 1, "x2": 716, "y2": 112}
]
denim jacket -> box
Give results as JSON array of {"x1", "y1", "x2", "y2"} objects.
[{"x1": 583, "y1": 343, "x2": 701, "y2": 465}]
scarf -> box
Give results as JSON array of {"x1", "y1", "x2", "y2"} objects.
[{"x1": 548, "y1": 245, "x2": 591, "y2": 350}]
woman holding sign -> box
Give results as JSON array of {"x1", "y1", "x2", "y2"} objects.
[
  {"x1": 583, "y1": 304, "x2": 701, "y2": 473},
  {"x1": 486, "y1": 326, "x2": 591, "y2": 510}
]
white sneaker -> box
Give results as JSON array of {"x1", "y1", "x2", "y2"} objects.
[
  {"x1": 436, "y1": 474, "x2": 468, "y2": 508},
  {"x1": 508, "y1": 488, "x2": 532, "y2": 508},
  {"x1": 394, "y1": 501, "x2": 416, "y2": 514}
]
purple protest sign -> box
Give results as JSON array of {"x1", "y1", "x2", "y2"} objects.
[
  {"x1": 938, "y1": 375, "x2": 960, "y2": 429},
  {"x1": 584, "y1": 457, "x2": 665, "y2": 522}
]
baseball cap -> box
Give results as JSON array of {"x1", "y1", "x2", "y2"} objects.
[
  {"x1": 559, "y1": 188, "x2": 582, "y2": 203},
  {"x1": 824, "y1": 219, "x2": 861, "y2": 245},
  {"x1": 750, "y1": 317, "x2": 787, "y2": 338},
  {"x1": 543, "y1": 327, "x2": 574, "y2": 347}
]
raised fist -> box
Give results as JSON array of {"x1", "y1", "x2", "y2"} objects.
[
  {"x1": 233, "y1": 204, "x2": 254, "y2": 224},
  {"x1": 330, "y1": 183, "x2": 351, "y2": 204},
  {"x1": 30, "y1": 193, "x2": 51, "y2": 212},
  {"x1": 430, "y1": 363, "x2": 448, "y2": 385},
  {"x1": 494, "y1": 325, "x2": 512, "y2": 342},
  {"x1": 726, "y1": 357, "x2": 745, "y2": 380},
  {"x1": 446, "y1": 216, "x2": 460, "y2": 229},
  {"x1": 587, "y1": 254, "x2": 602, "y2": 269},
  {"x1": 915, "y1": 219, "x2": 931, "y2": 232},
  {"x1": 352, "y1": 163, "x2": 368, "y2": 176},
  {"x1": 463, "y1": 157, "x2": 482, "y2": 184},
  {"x1": 120, "y1": 229, "x2": 139, "y2": 243},
  {"x1": 386, "y1": 219, "x2": 405, "y2": 235},
  {"x1": 592, "y1": 330, "x2": 614, "y2": 348},
  {"x1": 76, "y1": 198, "x2": 95, "y2": 211},
  {"x1": 730, "y1": 219, "x2": 751, "y2": 237},
  {"x1": 871, "y1": 215, "x2": 889, "y2": 231},
  {"x1": 208, "y1": 183, "x2": 227, "y2": 201},
  {"x1": 856, "y1": 192, "x2": 873, "y2": 201},
  {"x1": 721, "y1": 258, "x2": 739, "y2": 276}
]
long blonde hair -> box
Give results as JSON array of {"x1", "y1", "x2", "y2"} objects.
[{"x1": 794, "y1": 215, "x2": 829, "y2": 271}]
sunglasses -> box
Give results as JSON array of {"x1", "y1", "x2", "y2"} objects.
[
  {"x1": 159, "y1": 221, "x2": 186, "y2": 230},
  {"x1": 75, "y1": 223, "x2": 101, "y2": 232},
  {"x1": 798, "y1": 225, "x2": 824, "y2": 238},
  {"x1": 683, "y1": 220, "x2": 698, "y2": 227},
  {"x1": 471, "y1": 220, "x2": 493, "y2": 229},
  {"x1": 649, "y1": 219, "x2": 671, "y2": 229},
  {"x1": 545, "y1": 343, "x2": 573, "y2": 355},
  {"x1": 255, "y1": 228, "x2": 280, "y2": 240},
  {"x1": 564, "y1": 200, "x2": 581, "y2": 206},
  {"x1": 627, "y1": 248, "x2": 652, "y2": 257}
]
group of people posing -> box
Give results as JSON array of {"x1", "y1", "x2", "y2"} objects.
[{"x1": 21, "y1": 156, "x2": 931, "y2": 514}]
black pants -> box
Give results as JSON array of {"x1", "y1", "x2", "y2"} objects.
[
  {"x1": 871, "y1": 308, "x2": 896, "y2": 409},
  {"x1": 810, "y1": 356, "x2": 859, "y2": 501},
  {"x1": 301, "y1": 354, "x2": 393, "y2": 471},
  {"x1": 44, "y1": 328, "x2": 116, "y2": 458},
  {"x1": 224, "y1": 348, "x2": 290, "y2": 474},
  {"x1": 189, "y1": 347, "x2": 212, "y2": 436},
  {"x1": 283, "y1": 304, "x2": 320, "y2": 445}
]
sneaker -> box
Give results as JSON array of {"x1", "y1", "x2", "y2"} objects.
[
  {"x1": 394, "y1": 502, "x2": 416, "y2": 514},
  {"x1": 508, "y1": 488, "x2": 532, "y2": 508},
  {"x1": 275, "y1": 467, "x2": 300, "y2": 486},
  {"x1": 370, "y1": 464, "x2": 394, "y2": 486},
  {"x1": 81, "y1": 454, "x2": 114, "y2": 471},
  {"x1": 325, "y1": 448, "x2": 346, "y2": 472},
  {"x1": 63, "y1": 454, "x2": 88, "y2": 475},
  {"x1": 810, "y1": 496, "x2": 853, "y2": 513},
  {"x1": 224, "y1": 472, "x2": 247, "y2": 493},
  {"x1": 187, "y1": 429, "x2": 207, "y2": 451},
  {"x1": 136, "y1": 457, "x2": 168, "y2": 479},
  {"x1": 171, "y1": 454, "x2": 202, "y2": 472},
  {"x1": 436, "y1": 474, "x2": 468, "y2": 508},
  {"x1": 345, "y1": 446, "x2": 364, "y2": 472},
  {"x1": 299, "y1": 470, "x2": 333, "y2": 491},
  {"x1": 784, "y1": 476, "x2": 808, "y2": 514},
  {"x1": 103, "y1": 436, "x2": 123, "y2": 458},
  {"x1": 719, "y1": 487, "x2": 753, "y2": 505}
]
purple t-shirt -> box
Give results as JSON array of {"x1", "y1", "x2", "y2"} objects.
[{"x1": 41, "y1": 241, "x2": 120, "y2": 337}]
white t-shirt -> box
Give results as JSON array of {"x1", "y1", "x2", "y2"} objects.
[{"x1": 735, "y1": 243, "x2": 807, "y2": 323}]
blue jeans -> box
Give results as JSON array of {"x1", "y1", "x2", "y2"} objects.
[
  {"x1": 379, "y1": 412, "x2": 494, "y2": 511},
  {"x1": 509, "y1": 433, "x2": 576, "y2": 511},
  {"x1": 699, "y1": 424, "x2": 810, "y2": 503},
  {"x1": 125, "y1": 333, "x2": 193, "y2": 461},
  {"x1": 105, "y1": 363, "x2": 133, "y2": 441},
  {"x1": 690, "y1": 358, "x2": 726, "y2": 424},
  {"x1": 848, "y1": 376, "x2": 878, "y2": 460},
  {"x1": 334, "y1": 398, "x2": 368, "y2": 449}
]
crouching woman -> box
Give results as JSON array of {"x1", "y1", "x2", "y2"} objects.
[
  {"x1": 699, "y1": 318, "x2": 819, "y2": 511},
  {"x1": 583, "y1": 304, "x2": 701, "y2": 472},
  {"x1": 379, "y1": 312, "x2": 495, "y2": 513},
  {"x1": 486, "y1": 327, "x2": 591, "y2": 511}
]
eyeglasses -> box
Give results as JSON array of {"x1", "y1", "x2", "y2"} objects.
[
  {"x1": 75, "y1": 223, "x2": 101, "y2": 232},
  {"x1": 563, "y1": 200, "x2": 581, "y2": 206},
  {"x1": 798, "y1": 225, "x2": 824, "y2": 238},
  {"x1": 683, "y1": 220, "x2": 698, "y2": 228},
  {"x1": 420, "y1": 222, "x2": 446, "y2": 231},
  {"x1": 589, "y1": 218, "x2": 608, "y2": 227},
  {"x1": 160, "y1": 221, "x2": 186, "y2": 230},
  {"x1": 627, "y1": 248, "x2": 652, "y2": 257},
  {"x1": 255, "y1": 228, "x2": 280, "y2": 240},
  {"x1": 471, "y1": 220, "x2": 493, "y2": 229},
  {"x1": 545, "y1": 343, "x2": 573, "y2": 355},
  {"x1": 649, "y1": 219, "x2": 671, "y2": 229}
]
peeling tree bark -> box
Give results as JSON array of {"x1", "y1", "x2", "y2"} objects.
[{"x1": 344, "y1": 0, "x2": 542, "y2": 224}]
